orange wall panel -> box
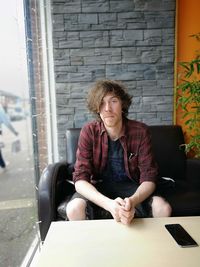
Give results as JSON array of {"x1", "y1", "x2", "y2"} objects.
[{"x1": 177, "y1": 0, "x2": 200, "y2": 62}]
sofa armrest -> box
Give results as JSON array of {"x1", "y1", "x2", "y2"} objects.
[
  {"x1": 186, "y1": 158, "x2": 200, "y2": 190},
  {"x1": 38, "y1": 161, "x2": 73, "y2": 241}
]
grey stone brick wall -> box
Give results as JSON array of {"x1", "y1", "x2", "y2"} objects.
[{"x1": 51, "y1": 0, "x2": 176, "y2": 159}]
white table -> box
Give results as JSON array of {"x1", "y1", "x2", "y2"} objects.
[{"x1": 34, "y1": 217, "x2": 200, "y2": 267}]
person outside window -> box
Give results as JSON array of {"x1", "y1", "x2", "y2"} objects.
[
  {"x1": 0, "y1": 104, "x2": 18, "y2": 171},
  {"x1": 66, "y1": 80, "x2": 172, "y2": 224}
]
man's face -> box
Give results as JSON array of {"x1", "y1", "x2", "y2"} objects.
[{"x1": 99, "y1": 93, "x2": 123, "y2": 128}]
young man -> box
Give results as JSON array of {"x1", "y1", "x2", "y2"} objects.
[{"x1": 67, "y1": 80, "x2": 171, "y2": 224}]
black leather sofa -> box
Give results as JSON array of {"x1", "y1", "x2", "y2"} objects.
[{"x1": 38, "y1": 125, "x2": 200, "y2": 241}]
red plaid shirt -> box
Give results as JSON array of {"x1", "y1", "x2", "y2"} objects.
[{"x1": 73, "y1": 118, "x2": 158, "y2": 184}]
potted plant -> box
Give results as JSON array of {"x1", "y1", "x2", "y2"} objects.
[{"x1": 176, "y1": 33, "x2": 200, "y2": 158}]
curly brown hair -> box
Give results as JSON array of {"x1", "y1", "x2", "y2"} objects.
[{"x1": 87, "y1": 80, "x2": 132, "y2": 118}]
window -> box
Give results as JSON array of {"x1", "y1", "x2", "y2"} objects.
[{"x1": 0, "y1": 1, "x2": 57, "y2": 265}]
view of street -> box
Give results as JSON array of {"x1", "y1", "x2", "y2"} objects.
[
  {"x1": 0, "y1": 117, "x2": 38, "y2": 267},
  {"x1": 0, "y1": 1, "x2": 40, "y2": 266}
]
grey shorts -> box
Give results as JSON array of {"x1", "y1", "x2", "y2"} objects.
[{"x1": 70, "y1": 179, "x2": 154, "y2": 219}]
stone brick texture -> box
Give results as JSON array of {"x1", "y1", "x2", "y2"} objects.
[{"x1": 51, "y1": 0, "x2": 175, "y2": 159}]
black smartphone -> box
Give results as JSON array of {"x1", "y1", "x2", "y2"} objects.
[{"x1": 165, "y1": 223, "x2": 198, "y2": 248}]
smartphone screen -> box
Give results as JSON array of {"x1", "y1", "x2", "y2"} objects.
[{"x1": 165, "y1": 223, "x2": 198, "y2": 248}]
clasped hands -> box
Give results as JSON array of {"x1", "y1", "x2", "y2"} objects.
[{"x1": 109, "y1": 197, "x2": 135, "y2": 225}]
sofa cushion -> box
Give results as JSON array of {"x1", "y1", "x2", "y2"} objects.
[{"x1": 167, "y1": 191, "x2": 200, "y2": 216}]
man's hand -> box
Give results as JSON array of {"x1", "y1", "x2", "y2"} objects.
[
  {"x1": 119, "y1": 197, "x2": 135, "y2": 225},
  {"x1": 106, "y1": 197, "x2": 135, "y2": 224},
  {"x1": 107, "y1": 197, "x2": 125, "y2": 222}
]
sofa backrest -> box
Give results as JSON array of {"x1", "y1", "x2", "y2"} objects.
[
  {"x1": 66, "y1": 125, "x2": 186, "y2": 181},
  {"x1": 66, "y1": 128, "x2": 81, "y2": 165},
  {"x1": 149, "y1": 125, "x2": 186, "y2": 180}
]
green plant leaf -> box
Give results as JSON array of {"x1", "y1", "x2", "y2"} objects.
[{"x1": 176, "y1": 33, "x2": 200, "y2": 158}]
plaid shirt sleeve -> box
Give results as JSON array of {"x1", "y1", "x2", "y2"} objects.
[
  {"x1": 73, "y1": 124, "x2": 94, "y2": 183},
  {"x1": 134, "y1": 124, "x2": 158, "y2": 184},
  {"x1": 125, "y1": 120, "x2": 158, "y2": 184},
  {"x1": 138, "y1": 126, "x2": 158, "y2": 183}
]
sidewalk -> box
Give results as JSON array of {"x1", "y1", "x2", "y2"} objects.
[{"x1": 0, "y1": 117, "x2": 38, "y2": 267}]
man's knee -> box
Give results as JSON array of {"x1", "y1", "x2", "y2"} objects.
[
  {"x1": 66, "y1": 198, "x2": 87, "y2": 221},
  {"x1": 151, "y1": 196, "x2": 172, "y2": 217}
]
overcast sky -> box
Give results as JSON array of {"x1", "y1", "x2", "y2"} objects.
[{"x1": 0, "y1": 0, "x2": 28, "y2": 98}]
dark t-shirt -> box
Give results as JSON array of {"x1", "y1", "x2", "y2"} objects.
[{"x1": 101, "y1": 138, "x2": 129, "y2": 182}]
